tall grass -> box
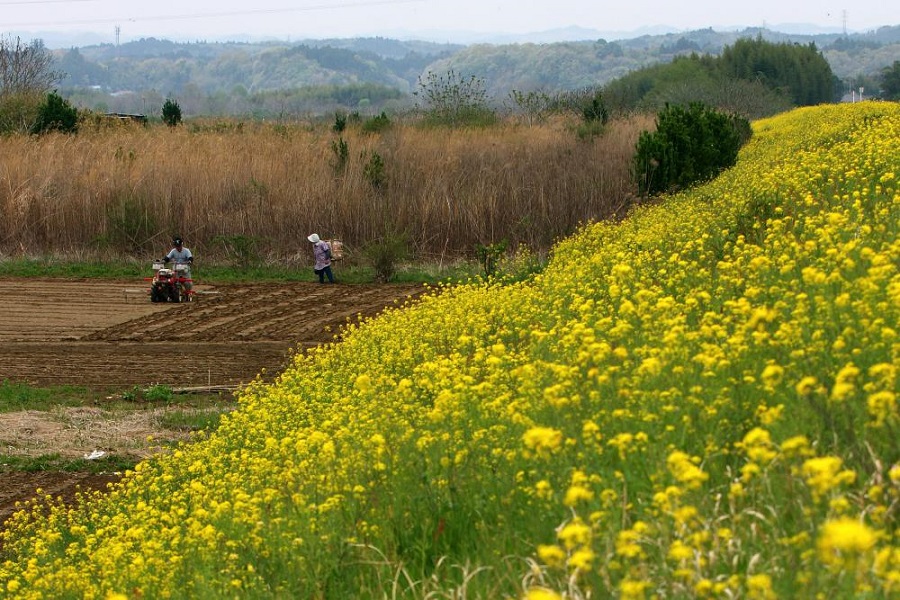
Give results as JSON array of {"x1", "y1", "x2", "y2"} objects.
[{"x1": 0, "y1": 115, "x2": 649, "y2": 263}]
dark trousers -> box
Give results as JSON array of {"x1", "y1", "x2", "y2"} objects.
[{"x1": 314, "y1": 266, "x2": 334, "y2": 283}]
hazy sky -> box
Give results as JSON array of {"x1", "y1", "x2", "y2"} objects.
[{"x1": 2, "y1": 0, "x2": 896, "y2": 44}]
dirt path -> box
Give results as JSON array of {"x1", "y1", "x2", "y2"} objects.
[{"x1": 0, "y1": 277, "x2": 427, "y2": 528}]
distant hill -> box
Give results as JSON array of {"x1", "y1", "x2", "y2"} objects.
[{"x1": 51, "y1": 25, "x2": 900, "y2": 116}]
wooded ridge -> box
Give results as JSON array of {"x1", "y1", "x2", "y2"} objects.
[{"x1": 52, "y1": 25, "x2": 900, "y2": 116}]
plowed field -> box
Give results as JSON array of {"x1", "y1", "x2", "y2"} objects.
[
  {"x1": 0, "y1": 278, "x2": 425, "y2": 388},
  {"x1": 0, "y1": 277, "x2": 426, "y2": 529}
]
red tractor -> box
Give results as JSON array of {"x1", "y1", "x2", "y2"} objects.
[{"x1": 149, "y1": 260, "x2": 193, "y2": 303}]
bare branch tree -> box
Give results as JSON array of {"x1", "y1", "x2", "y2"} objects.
[{"x1": 0, "y1": 36, "x2": 63, "y2": 97}]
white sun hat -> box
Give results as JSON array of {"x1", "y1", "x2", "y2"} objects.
[{"x1": 308, "y1": 233, "x2": 320, "y2": 243}]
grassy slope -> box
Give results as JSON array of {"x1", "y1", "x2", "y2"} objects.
[{"x1": 1, "y1": 103, "x2": 898, "y2": 598}]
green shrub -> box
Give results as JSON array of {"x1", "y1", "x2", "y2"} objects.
[
  {"x1": 31, "y1": 91, "x2": 78, "y2": 134},
  {"x1": 361, "y1": 111, "x2": 391, "y2": 133},
  {"x1": 414, "y1": 69, "x2": 497, "y2": 128},
  {"x1": 475, "y1": 240, "x2": 508, "y2": 277},
  {"x1": 633, "y1": 102, "x2": 751, "y2": 196},
  {"x1": 363, "y1": 151, "x2": 386, "y2": 190},
  {"x1": 508, "y1": 89, "x2": 555, "y2": 126},
  {"x1": 581, "y1": 90, "x2": 609, "y2": 124},
  {"x1": 211, "y1": 234, "x2": 264, "y2": 268},
  {"x1": 330, "y1": 136, "x2": 349, "y2": 173},
  {"x1": 161, "y1": 98, "x2": 182, "y2": 127},
  {"x1": 0, "y1": 91, "x2": 42, "y2": 134},
  {"x1": 332, "y1": 112, "x2": 347, "y2": 133},
  {"x1": 363, "y1": 230, "x2": 409, "y2": 283}
]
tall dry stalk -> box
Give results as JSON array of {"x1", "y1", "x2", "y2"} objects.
[{"x1": 0, "y1": 115, "x2": 652, "y2": 262}]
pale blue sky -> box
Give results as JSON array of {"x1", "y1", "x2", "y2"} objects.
[{"x1": 2, "y1": 0, "x2": 896, "y2": 44}]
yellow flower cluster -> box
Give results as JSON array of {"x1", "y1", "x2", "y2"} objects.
[{"x1": 2, "y1": 103, "x2": 899, "y2": 599}]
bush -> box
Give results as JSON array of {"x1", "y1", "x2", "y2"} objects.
[
  {"x1": 414, "y1": 69, "x2": 497, "y2": 127},
  {"x1": 363, "y1": 230, "x2": 410, "y2": 283},
  {"x1": 361, "y1": 111, "x2": 391, "y2": 133},
  {"x1": 475, "y1": 240, "x2": 508, "y2": 277},
  {"x1": 363, "y1": 151, "x2": 386, "y2": 190},
  {"x1": 211, "y1": 234, "x2": 264, "y2": 268},
  {"x1": 330, "y1": 136, "x2": 349, "y2": 173},
  {"x1": 0, "y1": 91, "x2": 42, "y2": 134},
  {"x1": 581, "y1": 90, "x2": 609, "y2": 124},
  {"x1": 332, "y1": 112, "x2": 347, "y2": 133},
  {"x1": 31, "y1": 91, "x2": 78, "y2": 134},
  {"x1": 162, "y1": 98, "x2": 182, "y2": 127},
  {"x1": 633, "y1": 102, "x2": 750, "y2": 196}
]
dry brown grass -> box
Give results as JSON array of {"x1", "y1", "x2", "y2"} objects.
[{"x1": 0, "y1": 114, "x2": 654, "y2": 262}]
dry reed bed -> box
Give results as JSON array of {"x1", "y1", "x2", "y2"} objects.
[{"x1": 0, "y1": 115, "x2": 652, "y2": 261}]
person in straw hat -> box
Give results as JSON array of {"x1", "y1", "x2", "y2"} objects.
[{"x1": 307, "y1": 233, "x2": 335, "y2": 283}]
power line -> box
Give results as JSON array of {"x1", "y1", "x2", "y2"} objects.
[
  {"x1": 0, "y1": 0, "x2": 95, "y2": 4},
  {"x1": 5, "y1": 0, "x2": 425, "y2": 28}
]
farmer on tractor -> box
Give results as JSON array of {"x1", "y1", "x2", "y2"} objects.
[{"x1": 164, "y1": 236, "x2": 193, "y2": 293}]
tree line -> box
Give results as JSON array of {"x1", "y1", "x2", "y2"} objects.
[
  {"x1": 1, "y1": 31, "x2": 899, "y2": 134},
  {"x1": 32, "y1": 27, "x2": 898, "y2": 118}
]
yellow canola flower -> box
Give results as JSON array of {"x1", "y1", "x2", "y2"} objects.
[
  {"x1": 525, "y1": 589, "x2": 563, "y2": 600},
  {"x1": 558, "y1": 520, "x2": 591, "y2": 550},
  {"x1": 890, "y1": 464, "x2": 900, "y2": 485},
  {"x1": 668, "y1": 539, "x2": 694, "y2": 562},
  {"x1": 619, "y1": 579, "x2": 651, "y2": 600},
  {"x1": 873, "y1": 547, "x2": 900, "y2": 592},
  {"x1": 563, "y1": 484, "x2": 594, "y2": 507},
  {"x1": 760, "y1": 363, "x2": 785, "y2": 388},
  {"x1": 746, "y1": 573, "x2": 777, "y2": 600},
  {"x1": 867, "y1": 391, "x2": 897, "y2": 427},
  {"x1": 666, "y1": 450, "x2": 709, "y2": 489},
  {"x1": 795, "y1": 376, "x2": 820, "y2": 396},
  {"x1": 801, "y1": 456, "x2": 857, "y2": 499},
  {"x1": 740, "y1": 427, "x2": 777, "y2": 465},
  {"x1": 522, "y1": 426, "x2": 563, "y2": 457},
  {"x1": 817, "y1": 517, "x2": 877, "y2": 566},
  {"x1": 616, "y1": 527, "x2": 645, "y2": 559},
  {"x1": 568, "y1": 547, "x2": 595, "y2": 571},
  {"x1": 536, "y1": 544, "x2": 566, "y2": 568},
  {"x1": 830, "y1": 363, "x2": 861, "y2": 403},
  {"x1": 780, "y1": 435, "x2": 813, "y2": 459}
]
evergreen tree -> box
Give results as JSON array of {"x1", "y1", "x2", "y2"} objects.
[
  {"x1": 633, "y1": 102, "x2": 750, "y2": 196},
  {"x1": 161, "y1": 98, "x2": 182, "y2": 126},
  {"x1": 31, "y1": 91, "x2": 77, "y2": 134}
]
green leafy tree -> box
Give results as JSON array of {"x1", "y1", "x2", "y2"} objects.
[
  {"x1": 880, "y1": 61, "x2": 900, "y2": 100},
  {"x1": 31, "y1": 91, "x2": 77, "y2": 134},
  {"x1": 633, "y1": 102, "x2": 751, "y2": 197},
  {"x1": 161, "y1": 98, "x2": 182, "y2": 127}
]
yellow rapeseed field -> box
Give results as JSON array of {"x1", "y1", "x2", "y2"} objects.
[{"x1": 1, "y1": 102, "x2": 898, "y2": 598}]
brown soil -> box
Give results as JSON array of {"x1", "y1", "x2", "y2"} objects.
[{"x1": 0, "y1": 277, "x2": 426, "y2": 529}]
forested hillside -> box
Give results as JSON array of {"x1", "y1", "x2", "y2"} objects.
[{"x1": 52, "y1": 25, "x2": 900, "y2": 118}]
